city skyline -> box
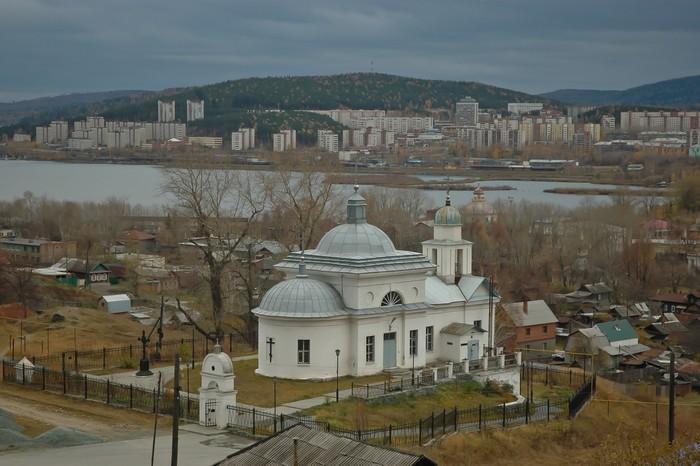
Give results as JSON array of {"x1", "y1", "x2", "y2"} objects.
[{"x1": 1, "y1": 0, "x2": 699, "y2": 102}]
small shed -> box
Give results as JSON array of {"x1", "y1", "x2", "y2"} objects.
[
  {"x1": 98, "y1": 294, "x2": 131, "y2": 314},
  {"x1": 15, "y1": 357, "x2": 35, "y2": 383}
]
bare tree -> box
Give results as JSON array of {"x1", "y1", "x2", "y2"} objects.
[
  {"x1": 263, "y1": 166, "x2": 339, "y2": 249},
  {"x1": 162, "y1": 165, "x2": 266, "y2": 344}
]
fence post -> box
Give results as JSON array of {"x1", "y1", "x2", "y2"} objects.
[
  {"x1": 442, "y1": 409, "x2": 446, "y2": 434},
  {"x1": 252, "y1": 408, "x2": 256, "y2": 435},
  {"x1": 63, "y1": 370, "x2": 66, "y2": 394},
  {"x1": 351, "y1": 382, "x2": 354, "y2": 396},
  {"x1": 453, "y1": 407, "x2": 457, "y2": 432},
  {"x1": 431, "y1": 412, "x2": 435, "y2": 439},
  {"x1": 366, "y1": 384, "x2": 369, "y2": 399},
  {"x1": 129, "y1": 384, "x2": 133, "y2": 409},
  {"x1": 384, "y1": 381, "x2": 387, "y2": 394},
  {"x1": 419, "y1": 419, "x2": 423, "y2": 445},
  {"x1": 84, "y1": 374, "x2": 88, "y2": 399},
  {"x1": 129, "y1": 344, "x2": 133, "y2": 359},
  {"x1": 547, "y1": 399, "x2": 550, "y2": 422},
  {"x1": 74, "y1": 350, "x2": 78, "y2": 372},
  {"x1": 400, "y1": 378, "x2": 403, "y2": 392},
  {"x1": 280, "y1": 413, "x2": 284, "y2": 430},
  {"x1": 102, "y1": 347, "x2": 106, "y2": 370},
  {"x1": 153, "y1": 388, "x2": 156, "y2": 413},
  {"x1": 107, "y1": 379, "x2": 110, "y2": 404},
  {"x1": 229, "y1": 333, "x2": 233, "y2": 353},
  {"x1": 62, "y1": 352, "x2": 66, "y2": 373},
  {"x1": 21, "y1": 363, "x2": 25, "y2": 385},
  {"x1": 389, "y1": 424, "x2": 392, "y2": 445},
  {"x1": 502, "y1": 402, "x2": 506, "y2": 428},
  {"x1": 42, "y1": 367, "x2": 45, "y2": 390},
  {"x1": 525, "y1": 399, "x2": 529, "y2": 424},
  {"x1": 357, "y1": 430, "x2": 361, "y2": 441},
  {"x1": 568, "y1": 397, "x2": 572, "y2": 419},
  {"x1": 569, "y1": 369, "x2": 572, "y2": 386},
  {"x1": 479, "y1": 404, "x2": 482, "y2": 430},
  {"x1": 546, "y1": 366, "x2": 549, "y2": 385}
]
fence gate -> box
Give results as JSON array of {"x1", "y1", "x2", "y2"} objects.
[{"x1": 204, "y1": 400, "x2": 217, "y2": 427}]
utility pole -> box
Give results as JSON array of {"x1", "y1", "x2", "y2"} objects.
[
  {"x1": 669, "y1": 350, "x2": 675, "y2": 445},
  {"x1": 171, "y1": 354, "x2": 180, "y2": 466}
]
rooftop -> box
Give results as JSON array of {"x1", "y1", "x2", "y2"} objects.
[
  {"x1": 503, "y1": 300, "x2": 557, "y2": 327},
  {"x1": 216, "y1": 423, "x2": 436, "y2": 466},
  {"x1": 595, "y1": 319, "x2": 638, "y2": 343}
]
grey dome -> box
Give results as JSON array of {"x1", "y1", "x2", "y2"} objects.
[
  {"x1": 315, "y1": 223, "x2": 397, "y2": 257},
  {"x1": 254, "y1": 277, "x2": 346, "y2": 318}
]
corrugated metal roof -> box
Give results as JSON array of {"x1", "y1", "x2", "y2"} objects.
[
  {"x1": 595, "y1": 319, "x2": 637, "y2": 343},
  {"x1": 503, "y1": 300, "x2": 557, "y2": 327},
  {"x1": 217, "y1": 424, "x2": 435, "y2": 466},
  {"x1": 100, "y1": 294, "x2": 130, "y2": 303},
  {"x1": 425, "y1": 276, "x2": 465, "y2": 305}
]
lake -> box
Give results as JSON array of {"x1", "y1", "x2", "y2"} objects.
[{"x1": 0, "y1": 160, "x2": 655, "y2": 210}]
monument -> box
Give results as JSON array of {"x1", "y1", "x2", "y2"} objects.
[{"x1": 198, "y1": 344, "x2": 236, "y2": 429}]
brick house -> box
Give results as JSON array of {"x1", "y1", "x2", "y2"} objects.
[{"x1": 502, "y1": 299, "x2": 558, "y2": 359}]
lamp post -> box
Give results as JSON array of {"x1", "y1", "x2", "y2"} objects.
[{"x1": 335, "y1": 349, "x2": 341, "y2": 402}]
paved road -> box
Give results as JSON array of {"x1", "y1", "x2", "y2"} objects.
[{"x1": 0, "y1": 430, "x2": 253, "y2": 466}]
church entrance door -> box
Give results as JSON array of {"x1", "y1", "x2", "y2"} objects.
[
  {"x1": 467, "y1": 340, "x2": 480, "y2": 361},
  {"x1": 383, "y1": 332, "x2": 397, "y2": 369}
]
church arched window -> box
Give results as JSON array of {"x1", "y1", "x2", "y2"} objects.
[{"x1": 381, "y1": 291, "x2": 403, "y2": 307}]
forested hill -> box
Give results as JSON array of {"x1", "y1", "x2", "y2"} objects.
[
  {"x1": 100, "y1": 73, "x2": 549, "y2": 121},
  {"x1": 1, "y1": 73, "x2": 551, "y2": 141},
  {"x1": 541, "y1": 75, "x2": 700, "y2": 108}
]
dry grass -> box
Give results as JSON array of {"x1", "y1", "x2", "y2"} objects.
[
  {"x1": 304, "y1": 380, "x2": 516, "y2": 430},
  {"x1": 420, "y1": 378, "x2": 700, "y2": 466},
  {"x1": 12, "y1": 414, "x2": 55, "y2": 438},
  {"x1": 0, "y1": 306, "x2": 193, "y2": 358},
  {"x1": 168, "y1": 359, "x2": 389, "y2": 407}
]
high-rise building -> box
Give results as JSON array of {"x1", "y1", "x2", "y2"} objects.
[
  {"x1": 601, "y1": 115, "x2": 616, "y2": 130},
  {"x1": 272, "y1": 133, "x2": 286, "y2": 152},
  {"x1": 158, "y1": 100, "x2": 176, "y2": 122},
  {"x1": 281, "y1": 129, "x2": 296, "y2": 150},
  {"x1": 456, "y1": 96, "x2": 479, "y2": 127},
  {"x1": 186, "y1": 100, "x2": 205, "y2": 122},
  {"x1": 507, "y1": 103, "x2": 543, "y2": 115},
  {"x1": 231, "y1": 128, "x2": 255, "y2": 151},
  {"x1": 318, "y1": 130, "x2": 339, "y2": 152}
]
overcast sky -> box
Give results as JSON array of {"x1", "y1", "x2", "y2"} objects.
[{"x1": 2, "y1": 0, "x2": 699, "y2": 102}]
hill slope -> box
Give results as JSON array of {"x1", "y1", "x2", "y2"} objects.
[
  {"x1": 0, "y1": 90, "x2": 152, "y2": 127},
  {"x1": 542, "y1": 75, "x2": 700, "y2": 107},
  {"x1": 1, "y1": 73, "x2": 550, "y2": 142}
]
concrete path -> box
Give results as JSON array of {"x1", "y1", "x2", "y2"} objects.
[{"x1": 0, "y1": 429, "x2": 253, "y2": 466}]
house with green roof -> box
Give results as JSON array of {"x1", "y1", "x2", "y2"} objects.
[{"x1": 595, "y1": 319, "x2": 638, "y2": 347}]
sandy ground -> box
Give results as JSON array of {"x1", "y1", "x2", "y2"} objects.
[{"x1": 0, "y1": 382, "x2": 167, "y2": 441}]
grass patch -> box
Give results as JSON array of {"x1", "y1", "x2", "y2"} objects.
[
  {"x1": 168, "y1": 358, "x2": 389, "y2": 407},
  {"x1": 303, "y1": 380, "x2": 516, "y2": 430},
  {"x1": 420, "y1": 378, "x2": 700, "y2": 466}
]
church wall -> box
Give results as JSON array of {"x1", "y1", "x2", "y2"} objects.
[
  {"x1": 256, "y1": 316, "x2": 351, "y2": 380},
  {"x1": 303, "y1": 271, "x2": 428, "y2": 310}
]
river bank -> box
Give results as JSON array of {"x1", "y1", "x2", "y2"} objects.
[{"x1": 1, "y1": 149, "x2": 656, "y2": 189}]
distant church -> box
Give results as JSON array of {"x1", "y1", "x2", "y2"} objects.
[{"x1": 253, "y1": 187, "x2": 498, "y2": 380}]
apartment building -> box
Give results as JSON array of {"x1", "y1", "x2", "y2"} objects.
[
  {"x1": 456, "y1": 96, "x2": 479, "y2": 126},
  {"x1": 158, "y1": 100, "x2": 176, "y2": 122},
  {"x1": 0, "y1": 238, "x2": 77, "y2": 265},
  {"x1": 507, "y1": 102, "x2": 543, "y2": 115},
  {"x1": 232, "y1": 128, "x2": 255, "y2": 151},
  {"x1": 317, "y1": 130, "x2": 339, "y2": 152},
  {"x1": 186, "y1": 100, "x2": 205, "y2": 122},
  {"x1": 189, "y1": 136, "x2": 222, "y2": 149},
  {"x1": 620, "y1": 111, "x2": 700, "y2": 132}
]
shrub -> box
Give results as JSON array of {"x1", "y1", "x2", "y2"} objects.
[{"x1": 120, "y1": 357, "x2": 136, "y2": 369}]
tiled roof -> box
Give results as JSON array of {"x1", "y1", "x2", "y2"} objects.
[{"x1": 216, "y1": 423, "x2": 436, "y2": 466}]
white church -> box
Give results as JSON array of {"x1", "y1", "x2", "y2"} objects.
[{"x1": 253, "y1": 187, "x2": 499, "y2": 380}]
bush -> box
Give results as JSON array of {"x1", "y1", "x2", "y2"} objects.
[{"x1": 120, "y1": 357, "x2": 136, "y2": 369}]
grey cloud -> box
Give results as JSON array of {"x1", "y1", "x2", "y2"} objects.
[{"x1": 1, "y1": 0, "x2": 699, "y2": 100}]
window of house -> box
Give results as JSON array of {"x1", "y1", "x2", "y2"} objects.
[
  {"x1": 409, "y1": 329, "x2": 418, "y2": 356},
  {"x1": 525, "y1": 327, "x2": 531, "y2": 336},
  {"x1": 542, "y1": 325, "x2": 548, "y2": 333},
  {"x1": 474, "y1": 320, "x2": 482, "y2": 330},
  {"x1": 297, "y1": 339, "x2": 310, "y2": 364},
  {"x1": 425, "y1": 326, "x2": 434, "y2": 352},
  {"x1": 366, "y1": 336, "x2": 375, "y2": 363}
]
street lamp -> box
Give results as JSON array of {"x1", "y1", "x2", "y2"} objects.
[{"x1": 335, "y1": 349, "x2": 341, "y2": 402}]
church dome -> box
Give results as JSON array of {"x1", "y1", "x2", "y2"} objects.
[
  {"x1": 254, "y1": 272, "x2": 346, "y2": 318},
  {"x1": 314, "y1": 185, "x2": 397, "y2": 257},
  {"x1": 435, "y1": 193, "x2": 461, "y2": 225},
  {"x1": 316, "y1": 223, "x2": 396, "y2": 256},
  {"x1": 463, "y1": 187, "x2": 495, "y2": 216}
]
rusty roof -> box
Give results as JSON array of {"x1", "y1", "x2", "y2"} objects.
[{"x1": 216, "y1": 424, "x2": 436, "y2": 466}]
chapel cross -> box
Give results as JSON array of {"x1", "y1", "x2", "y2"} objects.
[{"x1": 266, "y1": 337, "x2": 275, "y2": 363}]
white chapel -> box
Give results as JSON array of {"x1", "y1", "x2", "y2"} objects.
[{"x1": 253, "y1": 187, "x2": 499, "y2": 380}]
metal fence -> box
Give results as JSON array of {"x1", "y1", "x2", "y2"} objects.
[
  {"x1": 2, "y1": 360, "x2": 199, "y2": 421},
  {"x1": 227, "y1": 370, "x2": 591, "y2": 447},
  {"x1": 13, "y1": 333, "x2": 249, "y2": 373}
]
